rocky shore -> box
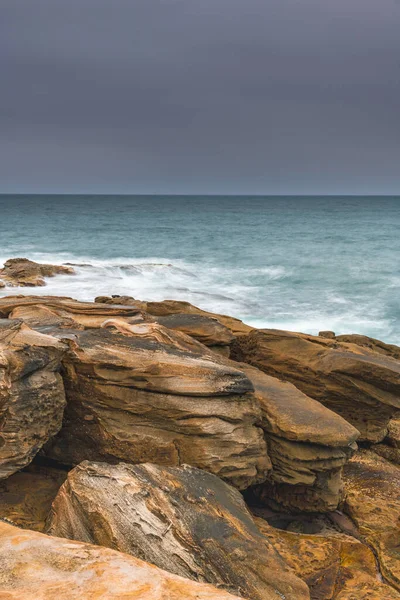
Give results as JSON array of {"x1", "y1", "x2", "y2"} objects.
[{"x1": 0, "y1": 259, "x2": 399, "y2": 599}]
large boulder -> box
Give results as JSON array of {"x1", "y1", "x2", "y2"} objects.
[
  {"x1": 241, "y1": 364, "x2": 359, "y2": 512},
  {"x1": 233, "y1": 329, "x2": 400, "y2": 442},
  {"x1": 0, "y1": 521, "x2": 242, "y2": 600},
  {"x1": 255, "y1": 514, "x2": 400, "y2": 599},
  {"x1": 44, "y1": 324, "x2": 270, "y2": 489},
  {"x1": 342, "y1": 449, "x2": 400, "y2": 592},
  {"x1": 47, "y1": 461, "x2": 309, "y2": 600},
  {"x1": 0, "y1": 319, "x2": 66, "y2": 479},
  {"x1": 0, "y1": 258, "x2": 75, "y2": 287}
]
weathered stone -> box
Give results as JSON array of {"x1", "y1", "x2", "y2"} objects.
[
  {"x1": 342, "y1": 449, "x2": 400, "y2": 592},
  {"x1": 319, "y1": 331, "x2": 336, "y2": 339},
  {"x1": 0, "y1": 463, "x2": 67, "y2": 531},
  {"x1": 336, "y1": 334, "x2": 400, "y2": 361},
  {"x1": 155, "y1": 313, "x2": 234, "y2": 347},
  {"x1": 0, "y1": 258, "x2": 75, "y2": 287},
  {"x1": 0, "y1": 319, "x2": 66, "y2": 479},
  {"x1": 233, "y1": 329, "x2": 400, "y2": 442},
  {"x1": 255, "y1": 515, "x2": 400, "y2": 599},
  {"x1": 241, "y1": 364, "x2": 358, "y2": 512},
  {"x1": 0, "y1": 521, "x2": 242, "y2": 600},
  {"x1": 44, "y1": 326, "x2": 270, "y2": 489},
  {"x1": 48, "y1": 461, "x2": 309, "y2": 600},
  {"x1": 0, "y1": 295, "x2": 145, "y2": 329}
]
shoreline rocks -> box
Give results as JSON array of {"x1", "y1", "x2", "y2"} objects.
[
  {"x1": 0, "y1": 258, "x2": 75, "y2": 287},
  {"x1": 47, "y1": 461, "x2": 309, "y2": 600}
]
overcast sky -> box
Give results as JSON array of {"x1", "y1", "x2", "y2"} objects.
[{"x1": 1, "y1": 0, "x2": 400, "y2": 194}]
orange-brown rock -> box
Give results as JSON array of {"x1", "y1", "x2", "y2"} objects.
[
  {"x1": 47, "y1": 461, "x2": 309, "y2": 600},
  {"x1": 96, "y1": 296, "x2": 254, "y2": 336},
  {"x1": 0, "y1": 319, "x2": 66, "y2": 479},
  {"x1": 241, "y1": 364, "x2": 359, "y2": 512},
  {"x1": 336, "y1": 333, "x2": 400, "y2": 360},
  {"x1": 342, "y1": 449, "x2": 400, "y2": 592},
  {"x1": 0, "y1": 295, "x2": 145, "y2": 329},
  {"x1": 0, "y1": 463, "x2": 67, "y2": 531},
  {"x1": 44, "y1": 326, "x2": 270, "y2": 489},
  {"x1": 0, "y1": 521, "x2": 243, "y2": 600},
  {"x1": 233, "y1": 329, "x2": 400, "y2": 442},
  {"x1": 0, "y1": 257, "x2": 75, "y2": 287},
  {"x1": 255, "y1": 515, "x2": 400, "y2": 599}
]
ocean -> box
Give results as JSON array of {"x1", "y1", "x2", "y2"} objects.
[{"x1": 1, "y1": 195, "x2": 399, "y2": 344}]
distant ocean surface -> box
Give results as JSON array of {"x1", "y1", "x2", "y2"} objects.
[{"x1": 1, "y1": 195, "x2": 399, "y2": 344}]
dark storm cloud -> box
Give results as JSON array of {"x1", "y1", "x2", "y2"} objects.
[{"x1": 1, "y1": 0, "x2": 400, "y2": 193}]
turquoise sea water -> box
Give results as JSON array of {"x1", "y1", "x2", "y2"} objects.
[{"x1": 0, "y1": 195, "x2": 399, "y2": 343}]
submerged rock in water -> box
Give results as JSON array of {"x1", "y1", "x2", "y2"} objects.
[
  {"x1": 0, "y1": 521, "x2": 243, "y2": 600},
  {"x1": 47, "y1": 461, "x2": 309, "y2": 600},
  {"x1": 44, "y1": 326, "x2": 270, "y2": 489},
  {"x1": 0, "y1": 258, "x2": 75, "y2": 287},
  {"x1": 0, "y1": 319, "x2": 66, "y2": 479},
  {"x1": 241, "y1": 364, "x2": 359, "y2": 512},
  {"x1": 232, "y1": 328, "x2": 400, "y2": 442}
]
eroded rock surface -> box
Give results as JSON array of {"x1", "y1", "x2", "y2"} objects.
[
  {"x1": 44, "y1": 327, "x2": 269, "y2": 489},
  {"x1": 0, "y1": 521, "x2": 243, "y2": 600},
  {"x1": 0, "y1": 463, "x2": 67, "y2": 531},
  {"x1": 336, "y1": 334, "x2": 400, "y2": 361},
  {"x1": 240, "y1": 364, "x2": 359, "y2": 512},
  {"x1": 0, "y1": 258, "x2": 75, "y2": 287},
  {"x1": 0, "y1": 295, "x2": 145, "y2": 329},
  {"x1": 255, "y1": 515, "x2": 400, "y2": 599},
  {"x1": 233, "y1": 329, "x2": 400, "y2": 442},
  {"x1": 342, "y1": 449, "x2": 400, "y2": 592},
  {"x1": 0, "y1": 319, "x2": 66, "y2": 479},
  {"x1": 48, "y1": 461, "x2": 309, "y2": 600}
]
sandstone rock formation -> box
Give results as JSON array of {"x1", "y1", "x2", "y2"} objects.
[
  {"x1": 336, "y1": 333, "x2": 400, "y2": 360},
  {"x1": 241, "y1": 364, "x2": 359, "y2": 512},
  {"x1": 0, "y1": 257, "x2": 75, "y2": 286},
  {"x1": 0, "y1": 295, "x2": 145, "y2": 329},
  {"x1": 233, "y1": 329, "x2": 400, "y2": 442},
  {"x1": 44, "y1": 326, "x2": 269, "y2": 489},
  {"x1": 255, "y1": 514, "x2": 400, "y2": 599},
  {"x1": 0, "y1": 319, "x2": 66, "y2": 479},
  {"x1": 0, "y1": 463, "x2": 67, "y2": 531},
  {"x1": 48, "y1": 461, "x2": 309, "y2": 600},
  {"x1": 0, "y1": 521, "x2": 243, "y2": 600},
  {"x1": 342, "y1": 449, "x2": 400, "y2": 592}
]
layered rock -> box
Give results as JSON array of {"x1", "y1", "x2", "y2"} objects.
[
  {"x1": 0, "y1": 521, "x2": 242, "y2": 600},
  {"x1": 44, "y1": 325, "x2": 270, "y2": 489},
  {"x1": 0, "y1": 295, "x2": 145, "y2": 329},
  {"x1": 0, "y1": 319, "x2": 66, "y2": 479},
  {"x1": 255, "y1": 515, "x2": 400, "y2": 599},
  {"x1": 233, "y1": 329, "x2": 400, "y2": 442},
  {"x1": 48, "y1": 461, "x2": 309, "y2": 600},
  {"x1": 96, "y1": 296, "x2": 254, "y2": 336},
  {"x1": 342, "y1": 449, "x2": 400, "y2": 592},
  {"x1": 372, "y1": 416, "x2": 400, "y2": 464},
  {"x1": 0, "y1": 463, "x2": 67, "y2": 531},
  {"x1": 240, "y1": 364, "x2": 359, "y2": 512},
  {"x1": 0, "y1": 257, "x2": 75, "y2": 286},
  {"x1": 336, "y1": 333, "x2": 400, "y2": 360}
]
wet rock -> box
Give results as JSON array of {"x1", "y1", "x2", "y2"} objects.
[
  {"x1": 44, "y1": 326, "x2": 270, "y2": 489},
  {"x1": 47, "y1": 461, "x2": 309, "y2": 600},
  {"x1": 241, "y1": 364, "x2": 359, "y2": 512},
  {"x1": 0, "y1": 258, "x2": 75, "y2": 287},
  {"x1": 233, "y1": 329, "x2": 400, "y2": 442},
  {"x1": 0, "y1": 521, "x2": 243, "y2": 600},
  {"x1": 0, "y1": 319, "x2": 66, "y2": 479},
  {"x1": 255, "y1": 515, "x2": 400, "y2": 599},
  {"x1": 342, "y1": 449, "x2": 400, "y2": 592}
]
